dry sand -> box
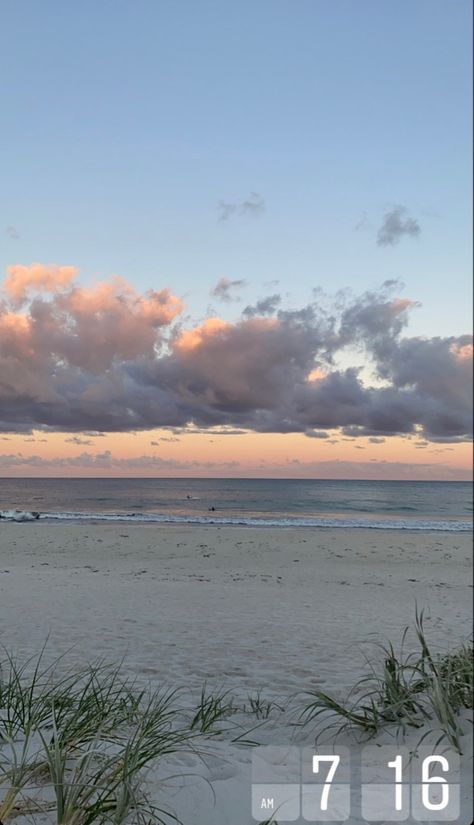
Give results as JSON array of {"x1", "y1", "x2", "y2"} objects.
[{"x1": 0, "y1": 523, "x2": 472, "y2": 823}]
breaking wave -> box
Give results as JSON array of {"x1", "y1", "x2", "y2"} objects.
[
  {"x1": 1, "y1": 509, "x2": 471, "y2": 531},
  {"x1": 0, "y1": 509, "x2": 41, "y2": 522}
]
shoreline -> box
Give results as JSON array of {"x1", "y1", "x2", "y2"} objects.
[{"x1": 1, "y1": 513, "x2": 472, "y2": 530}]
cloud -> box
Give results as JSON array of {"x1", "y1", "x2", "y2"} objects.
[
  {"x1": 0, "y1": 451, "x2": 470, "y2": 480},
  {"x1": 210, "y1": 277, "x2": 247, "y2": 302},
  {"x1": 4, "y1": 263, "x2": 78, "y2": 306},
  {"x1": 218, "y1": 192, "x2": 265, "y2": 221},
  {"x1": 243, "y1": 294, "x2": 281, "y2": 317},
  {"x1": 0, "y1": 450, "x2": 239, "y2": 472},
  {"x1": 65, "y1": 436, "x2": 93, "y2": 445},
  {"x1": 0, "y1": 265, "x2": 471, "y2": 443},
  {"x1": 377, "y1": 206, "x2": 421, "y2": 246},
  {"x1": 169, "y1": 427, "x2": 246, "y2": 436},
  {"x1": 5, "y1": 226, "x2": 19, "y2": 240},
  {"x1": 354, "y1": 212, "x2": 371, "y2": 232}
]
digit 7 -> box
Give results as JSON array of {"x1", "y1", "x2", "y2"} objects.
[{"x1": 312, "y1": 755, "x2": 340, "y2": 811}]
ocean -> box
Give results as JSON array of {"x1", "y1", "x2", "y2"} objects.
[{"x1": 0, "y1": 477, "x2": 472, "y2": 531}]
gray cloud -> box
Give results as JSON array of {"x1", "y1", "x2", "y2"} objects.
[
  {"x1": 243, "y1": 294, "x2": 281, "y2": 318},
  {"x1": 177, "y1": 428, "x2": 247, "y2": 436},
  {"x1": 210, "y1": 277, "x2": 247, "y2": 302},
  {"x1": 0, "y1": 451, "x2": 239, "y2": 472},
  {"x1": 218, "y1": 192, "x2": 265, "y2": 221},
  {"x1": 0, "y1": 269, "x2": 471, "y2": 443},
  {"x1": 5, "y1": 226, "x2": 19, "y2": 240},
  {"x1": 377, "y1": 206, "x2": 421, "y2": 246},
  {"x1": 354, "y1": 212, "x2": 371, "y2": 232}
]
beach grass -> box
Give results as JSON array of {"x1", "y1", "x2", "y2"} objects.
[
  {"x1": 0, "y1": 653, "x2": 196, "y2": 824},
  {"x1": 300, "y1": 609, "x2": 473, "y2": 753},
  {"x1": 189, "y1": 685, "x2": 234, "y2": 734},
  {"x1": 1, "y1": 611, "x2": 472, "y2": 823},
  {"x1": 244, "y1": 691, "x2": 282, "y2": 720},
  {"x1": 0, "y1": 653, "x2": 267, "y2": 823}
]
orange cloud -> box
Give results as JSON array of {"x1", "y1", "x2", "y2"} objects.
[
  {"x1": 4, "y1": 263, "x2": 78, "y2": 306},
  {"x1": 306, "y1": 368, "x2": 326, "y2": 382},
  {"x1": 0, "y1": 312, "x2": 32, "y2": 358},
  {"x1": 174, "y1": 317, "x2": 230, "y2": 352},
  {"x1": 0, "y1": 267, "x2": 183, "y2": 377},
  {"x1": 451, "y1": 342, "x2": 473, "y2": 362},
  {"x1": 60, "y1": 275, "x2": 182, "y2": 327},
  {"x1": 174, "y1": 316, "x2": 279, "y2": 355}
]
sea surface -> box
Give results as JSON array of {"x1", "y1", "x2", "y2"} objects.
[{"x1": 0, "y1": 478, "x2": 472, "y2": 531}]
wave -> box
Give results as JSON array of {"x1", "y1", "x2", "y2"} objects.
[
  {"x1": 0, "y1": 509, "x2": 40, "y2": 522},
  {"x1": 1, "y1": 508, "x2": 472, "y2": 531}
]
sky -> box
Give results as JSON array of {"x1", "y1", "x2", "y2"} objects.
[{"x1": 0, "y1": 0, "x2": 472, "y2": 479}]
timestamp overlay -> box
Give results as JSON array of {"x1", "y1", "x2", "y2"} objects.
[{"x1": 251, "y1": 743, "x2": 472, "y2": 823}]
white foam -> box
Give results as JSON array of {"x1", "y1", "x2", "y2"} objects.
[
  {"x1": 4, "y1": 509, "x2": 471, "y2": 531},
  {"x1": 0, "y1": 509, "x2": 40, "y2": 522}
]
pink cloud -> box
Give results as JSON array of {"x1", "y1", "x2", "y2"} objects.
[
  {"x1": 0, "y1": 268, "x2": 471, "y2": 444},
  {"x1": 4, "y1": 263, "x2": 78, "y2": 306}
]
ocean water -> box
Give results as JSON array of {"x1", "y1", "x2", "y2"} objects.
[{"x1": 0, "y1": 478, "x2": 472, "y2": 531}]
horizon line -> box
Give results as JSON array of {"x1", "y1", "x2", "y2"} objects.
[{"x1": 0, "y1": 476, "x2": 472, "y2": 483}]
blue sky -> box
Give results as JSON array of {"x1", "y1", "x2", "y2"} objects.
[{"x1": 1, "y1": 0, "x2": 472, "y2": 336}]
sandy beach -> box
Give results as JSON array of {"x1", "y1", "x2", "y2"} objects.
[
  {"x1": 0, "y1": 523, "x2": 472, "y2": 823},
  {"x1": 0, "y1": 524, "x2": 472, "y2": 689}
]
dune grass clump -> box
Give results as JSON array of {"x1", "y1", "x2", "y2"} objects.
[
  {"x1": 189, "y1": 685, "x2": 234, "y2": 734},
  {"x1": 244, "y1": 691, "x2": 282, "y2": 721},
  {"x1": 300, "y1": 609, "x2": 473, "y2": 753},
  {"x1": 0, "y1": 653, "x2": 268, "y2": 823},
  {"x1": 186, "y1": 686, "x2": 266, "y2": 747},
  {"x1": 0, "y1": 651, "x2": 195, "y2": 824}
]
